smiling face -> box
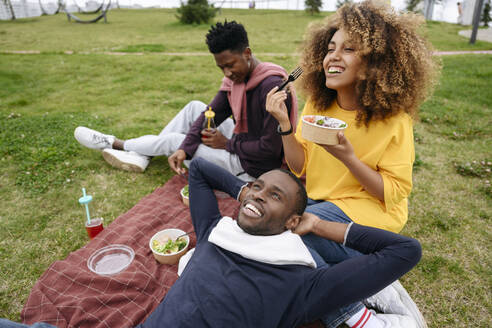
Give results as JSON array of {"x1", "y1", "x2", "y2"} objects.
[
  {"x1": 237, "y1": 170, "x2": 301, "y2": 236},
  {"x1": 213, "y1": 48, "x2": 252, "y2": 84},
  {"x1": 323, "y1": 29, "x2": 363, "y2": 95}
]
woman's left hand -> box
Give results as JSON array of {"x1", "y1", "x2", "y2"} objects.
[
  {"x1": 320, "y1": 132, "x2": 385, "y2": 201},
  {"x1": 318, "y1": 131, "x2": 355, "y2": 164}
]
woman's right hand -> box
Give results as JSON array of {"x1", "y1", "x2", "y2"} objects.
[
  {"x1": 266, "y1": 85, "x2": 306, "y2": 173},
  {"x1": 266, "y1": 86, "x2": 290, "y2": 126}
]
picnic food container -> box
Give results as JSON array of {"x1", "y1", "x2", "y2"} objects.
[
  {"x1": 301, "y1": 115, "x2": 347, "y2": 145},
  {"x1": 87, "y1": 244, "x2": 135, "y2": 276},
  {"x1": 180, "y1": 185, "x2": 189, "y2": 207},
  {"x1": 150, "y1": 228, "x2": 190, "y2": 265}
]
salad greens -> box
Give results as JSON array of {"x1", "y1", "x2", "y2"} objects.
[
  {"x1": 181, "y1": 185, "x2": 189, "y2": 198},
  {"x1": 304, "y1": 115, "x2": 346, "y2": 128},
  {"x1": 152, "y1": 237, "x2": 187, "y2": 254}
]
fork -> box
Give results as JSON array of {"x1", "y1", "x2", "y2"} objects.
[
  {"x1": 277, "y1": 66, "x2": 303, "y2": 92},
  {"x1": 174, "y1": 231, "x2": 195, "y2": 242}
]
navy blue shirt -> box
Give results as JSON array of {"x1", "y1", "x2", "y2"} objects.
[{"x1": 137, "y1": 158, "x2": 421, "y2": 328}]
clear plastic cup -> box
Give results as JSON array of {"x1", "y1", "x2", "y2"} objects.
[{"x1": 85, "y1": 217, "x2": 104, "y2": 239}]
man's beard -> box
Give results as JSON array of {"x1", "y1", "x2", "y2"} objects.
[{"x1": 236, "y1": 215, "x2": 279, "y2": 236}]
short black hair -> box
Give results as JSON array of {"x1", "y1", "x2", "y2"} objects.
[
  {"x1": 206, "y1": 20, "x2": 249, "y2": 54},
  {"x1": 272, "y1": 169, "x2": 308, "y2": 216}
]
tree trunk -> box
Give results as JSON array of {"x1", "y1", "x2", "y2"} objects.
[
  {"x1": 470, "y1": 0, "x2": 485, "y2": 43},
  {"x1": 4, "y1": 0, "x2": 16, "y2": 19}
]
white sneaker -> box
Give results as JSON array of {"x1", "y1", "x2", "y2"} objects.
[
  {"x1": 364, "y1": 280, "x2": 427, "y2": 328},
  {"x1": 102, "y1": 149, "x2": 149, "y2": 173},
  {"x1": 74, "y1": 126, "x2": 115, "y2": 150},
  {"x1": 375, "y1": 312, "x2": 419, "y2": 328}
]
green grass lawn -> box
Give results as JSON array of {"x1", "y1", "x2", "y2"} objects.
[
  {"x1": 1, "y1": 8, "x2": 491, "y2": 53},
  {"x1": 424, "y1": 20, "x2": 492, "y2": 51},
  {"x1": 1, "y1": 8, "x2": 491, "y2": 327}
]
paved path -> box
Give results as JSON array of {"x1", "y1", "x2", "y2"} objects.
[
  {"x1": 434, "y1": 50, "x2": 492, "y2": 55},
  {"x1": 2, "y1": 28, "x2": 491, "y2": 57},
  {"x1": 2, "y1": 50, "x2": 492, "y2": 56},
  {"x1": 458, "y1": 27, "x2": 492, "y2": 43}
]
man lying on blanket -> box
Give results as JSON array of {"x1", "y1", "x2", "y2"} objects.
[{"x1": 0, "y1": 157, "x2": 422, "y2": 328}]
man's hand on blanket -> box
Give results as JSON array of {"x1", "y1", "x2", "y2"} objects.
[{"x1": 168, "y1": 149, "x2": 187, "y2": 175}]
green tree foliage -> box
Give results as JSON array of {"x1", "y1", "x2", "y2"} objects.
[
  {"x1": 176, "y1": 0, "x2": 218, "y2": 24},
  {"x1": 305, "y1": 0, "x2": 322, "y2": 15},
  {"x1": 336, "y1": 0, "x2": 352, "y2": 9},
  {"x1": 482, "y1": 1, "x2": 491, "y2": 27},
  {"x1": 406, "y1": 0, "x2": 423, "y2": 13}
]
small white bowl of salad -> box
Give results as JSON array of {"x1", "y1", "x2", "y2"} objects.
[
  {"x1": 180, "y1": 185, "x2": 189, "y2": 207},
  {"x1": 150, "y1": 228, "x2": 190, "y2": 265},
  {"x1": 301, "y1": 115, "x2": 347, "y2": 145}
]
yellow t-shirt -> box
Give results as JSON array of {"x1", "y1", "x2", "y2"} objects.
[{"x1": 291, "y1": 100, "x2": 415, "y2": 233}]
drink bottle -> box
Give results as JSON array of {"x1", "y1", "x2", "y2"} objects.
[{"x1": 202, "y1": 106, "x2": 216, "y2": 138}]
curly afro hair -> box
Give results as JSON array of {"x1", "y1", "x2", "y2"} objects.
[
  {"x1": 206, "y1": 20, "x2": 249, "y2": 54},
  {"x1": 299, "y1": 0, "x2": 440, "y2": 126}
]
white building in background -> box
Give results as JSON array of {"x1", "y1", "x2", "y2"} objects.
[
  {"x1": 0, "y1": 0, "x2": 483, "y2": 23},
  {"x1": 460, "y1": 0, "x2": 479, "y2": 25}
]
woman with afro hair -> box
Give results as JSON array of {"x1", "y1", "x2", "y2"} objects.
[{"x1": 266, "y1": 1, "x2": 439, "y2": 327}]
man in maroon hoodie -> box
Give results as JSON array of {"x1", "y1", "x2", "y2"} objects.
[{"x1": 74, "y1": 21, "x2": 296, "y2": 180}]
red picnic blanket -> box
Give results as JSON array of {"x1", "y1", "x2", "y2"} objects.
[{"x1": 21, "y1": 175, "x2": 322, "y2": 328}]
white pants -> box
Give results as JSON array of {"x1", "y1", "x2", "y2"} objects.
[{"x1": 124, "y1": 100, "x2": 255, "y2": 181}]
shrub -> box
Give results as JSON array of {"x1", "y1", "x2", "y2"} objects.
[
  {"x1": 305, "y1": 0, "x2": 322, "y2": 15},
  {"x1": 176, "y1": 0, "x2": 218, "y2": 25},
  {"x1": 406, "y1": 0, "x2": 423, "y2": 13},
  {"x1": 336, "y1": 0, "x2": 353, "y2": 9},
  {"x1": 482, "y1": 1, "x2": 491, "y2": 27}
]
